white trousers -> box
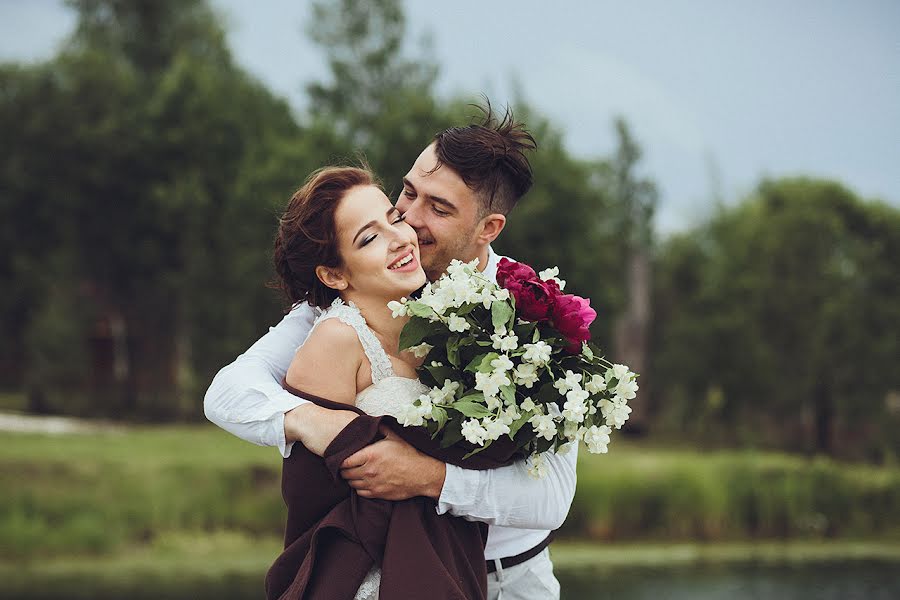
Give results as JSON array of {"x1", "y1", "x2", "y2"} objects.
[{"x1": 486, "y1": 548, "x2": 560, "y2": 600}]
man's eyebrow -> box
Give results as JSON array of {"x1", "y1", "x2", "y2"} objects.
[
  {"x1": 403, "y1": 178, "x2": 457, "y2": 213},
  {"x1": 352, "y1": 207, "x2": 398, "y2": 244}
]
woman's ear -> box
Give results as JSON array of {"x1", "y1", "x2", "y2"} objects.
[{"x1": 315, "y1": 266, "x2": 348, "y2": 291}]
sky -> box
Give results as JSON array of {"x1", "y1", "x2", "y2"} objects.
[{"x1": 2, "y1": 0, "x2": 898, "y2": 233}]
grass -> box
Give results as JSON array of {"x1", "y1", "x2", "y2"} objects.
[{"x1": 3, "y1": 424, "x2": 900, "y2": 563}]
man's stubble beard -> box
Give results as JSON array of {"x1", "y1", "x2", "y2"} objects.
[{"x1": 421, "y1": 228, "x2": 480, "y2": 283}]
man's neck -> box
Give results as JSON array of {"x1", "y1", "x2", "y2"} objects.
[{"x1": 475, "y1": 244, "x2": 492, "y2": 273}]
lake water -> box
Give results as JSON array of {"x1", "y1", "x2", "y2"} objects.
[
  {"x1": 560, "y1": 560, "x2": 900, "y2": 599},
  {"x1": 4, "y1": 561, "x2": 899, "y2": 599}
]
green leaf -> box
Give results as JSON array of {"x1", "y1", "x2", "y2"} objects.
[
  {"x1": 399, "y1": 317, "x2": 440, "y2": 350},
  {"x1": 500, "y1": 383, "x2": 516, "y2": 405},
  {"x1": 452, "y1": 397, "x2": 491, "y2": 418},
  {"x1": 464, "y1": 352, "x2": 499, "y2": 374},
  {"x1": 425, "y1": 362, "x2": 455, "y2": 385},
  {"x1": 406, "y1": 301, "x2": 435, "y2": 318},
  {"x1": 439, "y1": 419, "x2": 465, "y2": 448},
  {"x1": 463, "y1": 439, "x2": 493, "y2": 459},
  {"x1": 491, "y1": 300, "x2": 514, "y2": 332},
  {"x1": 509, "y1": 410, "x2": 532, "y2": 438},
  {"x1": 446, "y1": 335, "x2": 461, "y2": 367},
  {"x1": 431, "y1": 407, "x2": 448, "y2": 433},
  {"x1": 456, "y1": 303, "x2": 477, "y2": 316},
  {"x1": 533, "y1": 327, "x2": 541, "y2": 343}
]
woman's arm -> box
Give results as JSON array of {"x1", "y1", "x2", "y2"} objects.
[{"x1": 285, "y1": 318, "x2": 364, "y2": 406}]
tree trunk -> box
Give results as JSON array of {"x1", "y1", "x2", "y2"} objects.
[
  {"x1": 813, "y1": 378, "x2": 833, "y2": 454},
  {"x1": 615, "y1": 248, "x2": 651, "y2": 431}
]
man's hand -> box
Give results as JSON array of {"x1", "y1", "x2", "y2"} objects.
[
  {"x1": 340, "y1": 425, "x2": 446, "y2": 501},
  {"x1": 284, "y1": 403, "x2": 358, "y2": 457}
]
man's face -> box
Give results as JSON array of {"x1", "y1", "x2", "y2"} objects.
[{"x1": 395, "y1": 144, "x2": 483, "y2": 281}]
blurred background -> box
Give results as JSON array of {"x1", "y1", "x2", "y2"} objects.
[{"x1": 1, "y1": 0, "x2": 898, "y2": 598}]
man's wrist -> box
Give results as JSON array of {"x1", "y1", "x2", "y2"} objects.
[{"x1": 422, "y1": 458, "x2": 447, "y2": 500}]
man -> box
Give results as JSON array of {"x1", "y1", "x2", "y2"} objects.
[{"x1": 205, "y1": 105, "x2": 577, "y2": 599}]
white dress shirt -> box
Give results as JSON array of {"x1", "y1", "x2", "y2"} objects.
[{"x1": 203, "y1": 247, "x2": 578, "y2": 560}]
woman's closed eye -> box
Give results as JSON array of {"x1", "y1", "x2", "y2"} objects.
[{"x1": 360, "y1": 214, "x2": 407, "y2": 246}]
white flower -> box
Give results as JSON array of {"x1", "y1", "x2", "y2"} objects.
[
  {"x1": 556, "y1": 442, "x2": 574, "y2": 456},
  {"x1": 600, "y1": 398, "x2": 632, "y2": 429},
  {"x1": 430, "y1": 361, "x2": 443, "y2": 367},
  {"x1": 614, "y1": 377, "x2": 639, "y2": 400},
  {"x1": 513, "y1": 363, "x2": 539, "y2": 388},
  {"x1": 428, "y1": 379, "x2": 460, "y2": 403},
  {"x1": 486, "y1": 395, "x2": 503, "y2": 411},
  {"x1": 447, "y1": 313, "x2": 470, "y2": 332},
  {"x1": 398, "y1": 401, "x2": 425, "y2": 427},
  {"x1": 585, "y1": 374, "x2": 607, "y2": 395},
  {"x1": 522, "y1": 341, "x2": 552, "y2": 367},
  {"x1": 407, "y1": 342, "x2": 433, "y2": 358},
  {"x1": 493, "y1": 288, "x2": 510, "y2": 301},
  {"x1": 520, "y1": 397, "x2": 536, "y2": 412},
  {"x1": 546, "y1": 402, "x2": 563, "y2": 421},
  {"x1": 501, "y1": 405, "x2": 520, "y2": 423},
  {"x1": 491, "y1": 332, "x2": 519, "y2": 352},
  {"x1": 461, "y1": 418, "x2": 489, "y2": 446},
  {"x1": 554, "y1": 370, "x2": 583, "y2": 395},
  {"x1": 483, "y1": 417, "x2": 510, "y2": 440},
  {"x1": 562, "y1": 389, "x2": 589, "y2": 423},
  {"x1": 490, "y1": 354, "x2": 514, "y2": 374},
  {"x1": 564, "y1": 420, "x2": 583, "y2": 440},
  {"x1": 387, "y1": 298, "x2": 409, "y2": 318},
  {"x1": 611, "y1": 364, "x2": 630, "y2": 381},
  {"x1": 538, "y1": 266, "x2": 566, "y2": 290},
  {"x1": 529, "y1": 414, "x2": 557, "y2": 441},
  {"x1": 583, "y1": 424, "x2": 612, "y2": 454},
  {"x1": 475, "y1": 371, "x2": 510, "y2": 399},
  {"x1": 527, "y1": 453, "x2": 549, "y2": 479}
]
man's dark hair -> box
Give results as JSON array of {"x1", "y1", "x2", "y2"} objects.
[{"x1": 432, "y1": 101, "x2": 537, "y2": 217}]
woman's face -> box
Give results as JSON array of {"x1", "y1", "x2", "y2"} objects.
[{"x1": 329, "y1": 185, "x2": 426, "y2": 301}]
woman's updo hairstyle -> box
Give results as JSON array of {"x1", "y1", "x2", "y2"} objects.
[{"x1": 273, "y1": 166, "x2": 378, "y2": 309}]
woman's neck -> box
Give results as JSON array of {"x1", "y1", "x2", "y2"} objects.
[{"x1": 340, "y1": 291, "x2": 407, "y2": 353}]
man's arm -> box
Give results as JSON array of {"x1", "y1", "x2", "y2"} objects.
[
  {"x1": 340, "y1": 440, "x2": 578, "y2": 530},
  {"x1": 436, "y1": 447, "x2": 578, "y2": 530},
  {"x1": 203, "y1": 304, "x2": 316, "y2": 457}
]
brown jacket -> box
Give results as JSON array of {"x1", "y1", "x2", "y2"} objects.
[{"x1": 265, "y1": 390, "x2": 523, "y2": 600}]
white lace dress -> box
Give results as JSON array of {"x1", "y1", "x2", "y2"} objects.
[{"x1": 307, "y1": 299, "x2": 430, "y2": 600}]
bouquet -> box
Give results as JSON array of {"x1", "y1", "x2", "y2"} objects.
[{"x1": 388, "y1": 258, "x2": 637, "y2": 477}]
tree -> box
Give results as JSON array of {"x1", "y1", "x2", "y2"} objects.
[
  {"x1": 652, "y1": 178, "x2": 900, "y2": 457},
  {"x1": 597, "y1": 118, "x2": 657, "y2": 430}
]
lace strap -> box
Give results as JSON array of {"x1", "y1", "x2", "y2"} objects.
[{"x1": 313, "y1": 299, "x2": 395, "y2": 383}]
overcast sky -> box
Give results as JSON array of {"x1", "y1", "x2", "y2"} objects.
[{"x1": 3, "y1": 0, "x2": 898, "y2": 232}]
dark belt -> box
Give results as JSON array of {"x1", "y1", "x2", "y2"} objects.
[{"x1": 485, "y1": 532, "x2": 555, "y2": 574}]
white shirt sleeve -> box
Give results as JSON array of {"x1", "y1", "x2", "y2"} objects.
[
  {"x1": 435, "y1": 444, "x2": 578, "y2": 530},
  {"x1": 203, "y1": 303, "x2": 318, "y2": 458}
]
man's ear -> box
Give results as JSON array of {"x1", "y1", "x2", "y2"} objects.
[
  {"x1": 477, "y1": 213, "x2": 507, "y2": 245},
  {"x1": 315, "y1": 265, "x2": 348, "y2": 291}
]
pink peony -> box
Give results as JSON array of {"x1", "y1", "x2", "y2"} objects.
[
  {"x1": 496, "y1": 258, "x2": 562, "y2": 321},
  {"x1": 551, "y1": 294, "x2": 596, "y2": 352}
]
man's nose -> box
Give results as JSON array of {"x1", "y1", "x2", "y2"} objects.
[{"x1": 399, "y1": 198, "x2": 426, "y2": 229}]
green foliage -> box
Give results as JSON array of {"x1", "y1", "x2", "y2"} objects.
[
  {"x1": 652, "y1": 179, "x2": 900, "y2": 457},
  {"x1": 3, "y1": 428, "x2": 898, "y2": 562},
  {"x1": 566, "y1": 445, "x2": 900, "y2": 541}
]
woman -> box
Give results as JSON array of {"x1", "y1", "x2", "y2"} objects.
[{"x1": 265, "y1": 166, "x2": 517, "y2": 600}]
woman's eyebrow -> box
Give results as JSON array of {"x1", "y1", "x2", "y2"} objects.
[{"x1": 352, "y1": 207, "x2": 397, "y2": 244}]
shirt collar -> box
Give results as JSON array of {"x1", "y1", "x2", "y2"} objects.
[{"x1": 482, "y1": 246, "x2": 500, "y2": 283}]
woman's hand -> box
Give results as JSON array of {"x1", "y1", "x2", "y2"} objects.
[{"x1": 285, "y1": 403, "x2": 359, "y2": 457}]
